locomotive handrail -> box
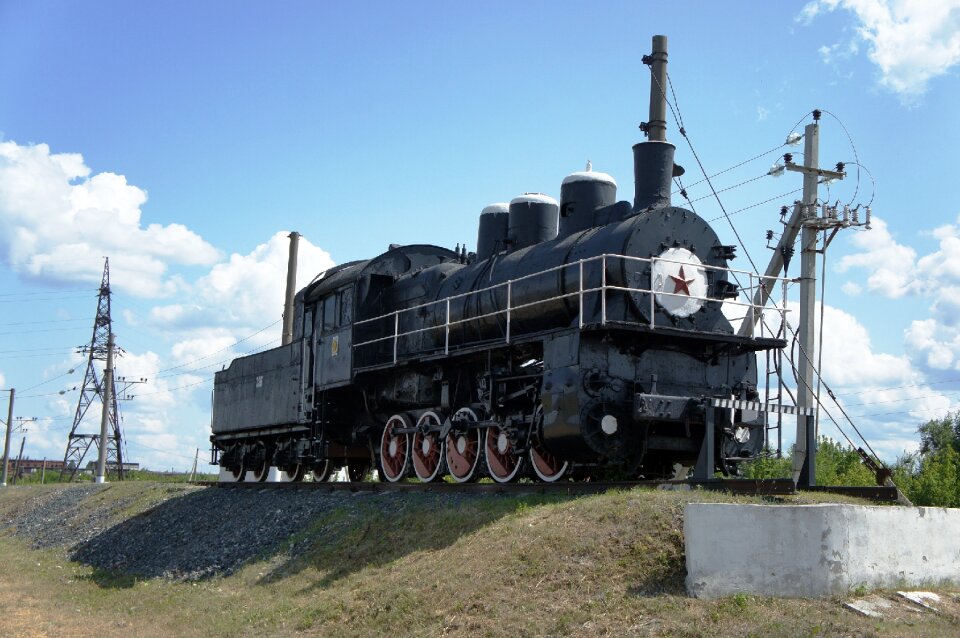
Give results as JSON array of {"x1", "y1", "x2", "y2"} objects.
[{"x1": 352, "y1": 253, "x2": 793, "y2": 365}]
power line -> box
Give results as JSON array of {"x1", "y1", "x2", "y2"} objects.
[
  {"x1": 124, "y1": 439, "x2": 201, "y2": 462},
  {"x1": 138, "y1": 320, "x2": 282, "y2": 378},
  {"x1": 0, "y1": 293, "x2": 97, "y2": 304},
  {"x1": 0, "y1": 326, "x2": 91, "y2": 336},
  {"x1": 683, "y1": 173, "x2": 770, "y2": 206},
  {"x1": 849, "y1": 403, "x2": 960, "y2": 420},
  {"x1": 0, "y1": 288, "x2": 97, "y2": 298},
  {"x1": 0, "y1": 345, "x2": 77, "y2": 354},
  {"x1": 133, "y1": 378, "x2": 211, "y2": 397},
  {"x1": 671, "y1": 142, "x2": 788, "y2": 195},
  {"x1": 0, "y1": 318, "x2": 88, "y2": 327},
  {"x1": 707, "y1": 188, "x2": 803, "y2": 223}
]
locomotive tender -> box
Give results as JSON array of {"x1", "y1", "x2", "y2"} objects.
[{"x1": 210, "y1": 37, "x2": 786, "y2": 483}]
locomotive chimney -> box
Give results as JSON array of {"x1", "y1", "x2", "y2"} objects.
[
  {"x1": 633, "y1": 34, "x2": 677, "y2": 212},
  {"x1": 281, "y1": 231, "x2": 300, "y2": 346}
]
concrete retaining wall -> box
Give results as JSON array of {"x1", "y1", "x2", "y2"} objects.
[{"x1": 684, "y1": 503, "x2": 960, "y2": 598}]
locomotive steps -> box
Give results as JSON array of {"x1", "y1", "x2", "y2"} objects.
[{"x1": 1, "y1": 482, "x2": 957, "y2": 637}]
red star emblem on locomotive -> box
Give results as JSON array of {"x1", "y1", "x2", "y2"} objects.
[{"x1": 670, "y1": 265, "x2": 695, "y2": 295}]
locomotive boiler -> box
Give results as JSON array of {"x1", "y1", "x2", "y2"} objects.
[{"x1": 210, "y1": 37, "x2": 786, "y2": 484}]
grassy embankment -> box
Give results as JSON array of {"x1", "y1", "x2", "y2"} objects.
[{"x1": 0, "y1": 482, "x2": 956, "y2": 638}]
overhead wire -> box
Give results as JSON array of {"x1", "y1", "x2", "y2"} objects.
[
  {"x1": 137, "y1": 319, "x2": 282, "y2": 378},
  {"x1": 655, "y1": 65, "x2": 888, "y2": 469},
  {"x1": 670, "y1": 141, "x2": 789, "y2": 195},
  {"x1": 657, "y1": 69, "x2": 761, "y2": 275},
  {"x1": 821, "y1": 109, "x2": 861, "y2": 204},
  {"x1": 0, "y1": 288, "x2": 97, "y2": 298},
  {"x1": 123, "y1": 439, "x2": 199, "y2": 462},
  {"x1": 0, "y1": 318, "x2": 88, "y2": 327}
]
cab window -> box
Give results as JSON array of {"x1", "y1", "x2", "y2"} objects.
[
  {"x1": 339, "y1": 288, "x2": 353, "y2": 325},
  {"x1": 323, "y1": 295, "x2": 337, "y2": 331},
  {"x1": 303, "y1": 309, "x2": 313, "y2": 339}
]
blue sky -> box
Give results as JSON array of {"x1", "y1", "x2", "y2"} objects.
[{"x1": 1, "y1": 1, "x2": 959, "y2": 470}]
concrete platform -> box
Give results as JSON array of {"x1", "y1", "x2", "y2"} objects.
[{"x1": 685, "y1": 503, "x2": 960, "y2": 598}]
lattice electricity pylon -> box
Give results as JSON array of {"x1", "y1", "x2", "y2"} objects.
[{"x1": 60, "y1": 258, "x2": 126, "y2": 481}]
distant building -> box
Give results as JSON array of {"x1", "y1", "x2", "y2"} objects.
[
  {"x1": 7, "y1": 459, "x2": 69, "y2": 474},
  {"x1": 84, "y1": 461, "x2": 140, "y2": 472}
]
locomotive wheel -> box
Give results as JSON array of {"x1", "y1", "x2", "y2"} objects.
[
  {"x1": 347, "y1": 461, "x2": 370, "y2": 482},
  {"x1": 412, "y1": 411, "x2": 447, "y2": 482},
  {"x1": 445, "y1": 407, "x2": 484, "y2": 483},
  {"x1": 484, "y1": 424, "x2": 524, "y2": 483},
  {"x1": 228, "y1": 445, "x2": 246, "y2": 482},
  {"x1": 310, "y1": 459, "x2": 335, "y2": 482},
  {"x1": 529, "y1": 407, "x2": 569, "y2": 482},
  {"x1": 250, "y1": 441, "x2": 272, "y2": 482},
  {"x1": 529, "y1": 441, "x2": 569, "y2": 482},
  {"x1": 284, "y1": 463, "x2": 306, "y2": 482},
  {"x1": 380, "y1": 414, "x2": 412, "y2": 483}
]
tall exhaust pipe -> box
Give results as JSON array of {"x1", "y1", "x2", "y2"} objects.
[
  {"x1": 281, "y1": 231, "x2": 300, "y2": 346},
  {"x1": 646, "y1": 34, "x2": 668, "y2": 143},
  {"x1": 633, "y1": 34, "x2": 677, "y2": 212}
]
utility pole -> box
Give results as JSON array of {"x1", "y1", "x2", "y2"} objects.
[
  {"x1": 1, "y1": 388, "x2": 13, "y2": 487},
  {"x1": 61, "y1": 258, "x2": 134, "y2": 482},
  {"x1": 189, "y1": 448, "x2": 199, "y2": 482},
  {"x1": 740, "y1": 111, "x2": 868, "y2": 487},
  {"x1": 95, "y1": 332, "x2": 115, "y2": 484},
  {"x1": 41, "y1": 459, "x2": 46, "y2": 484},
  {"x1": 12, "y1": 436, "x2": 25, "y2": 485},
  {"x1": 792, "y1": 121, "x2": 821, "y2": 487}
]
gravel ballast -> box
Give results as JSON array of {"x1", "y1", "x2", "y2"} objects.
[{"x1": 0, "y1": 483, "x2": 496, "y2": 581}]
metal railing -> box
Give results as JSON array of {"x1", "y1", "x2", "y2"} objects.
[{"x1": 352, "y1": 253, "x2": 792, "y2": 366}]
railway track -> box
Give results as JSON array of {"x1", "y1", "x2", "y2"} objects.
[{"x1": 197, "y1": 478, "x2": 899, "y2": 501}]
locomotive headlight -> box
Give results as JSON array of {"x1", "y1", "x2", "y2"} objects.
[
  {"x1": 601, "y1": 414, "x2": 618, "y2": 435},
  {"x1": 651, "y1": 248, "x2": 708, "y2": 318}
]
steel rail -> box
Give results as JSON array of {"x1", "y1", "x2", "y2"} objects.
[{"x1": 195, "y1": 478, "x2": 898, "y2": 501}]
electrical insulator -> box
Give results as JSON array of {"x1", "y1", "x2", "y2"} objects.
[
  {"x1": 852, "y1": 208, "x2": 859, "y2": 224},
  {"x1": 842, "y1": 205, "x2": 850, "y2": 222},
  {"x1": 766, "y1": 230, "x2": 774, "y2": 240},
  {"x1": 829, "y1": 206, "x2": 837, "y2": 220},
  {"x1": 785, "y1": 132, "x2": 803, "y2": 146},
  {"x1": 821, "y1": 203, "x2": 829, "y2": 218},
  {"x1": 783, "y1": 153, "x2": 793, "y2": 164},
  {"x1": 780, "y1": 205, "x2": 788, "y2": 218},
  {"x1": 865, "y1": 206, "x2": 872, "y2": 229}
]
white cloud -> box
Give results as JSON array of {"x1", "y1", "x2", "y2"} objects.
[
  {"x1": 149, "y1": 231, "x2": 334, "y2": 337},
  {"x1": 773, "y1": 301, "x2": 956, "y2": 459},
  {"x1": 756, "y1": 106, "x2": 769, "y2": 121},
  {"x1": 0, "y1": 139, "x2": 339, "y2": 470},
  {"x1": 0, "y1": 141, "x2": 221, "y2": 296},
  {"x1": 800, "y1": 0, "x2": 960, "y2": 101},
  {"x1": 835, "y1": 216, "x2": 916, "y2": 297},
  {"x1": 841, "y1": 280, "x2": 862, "y2": 295},
  {"x1": 811, "y1": 302, "x2": 913, "y2": 387}
]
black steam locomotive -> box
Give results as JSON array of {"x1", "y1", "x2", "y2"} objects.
[{"x1": 210, "y1": 43, "x2": 784, "y2": 484}]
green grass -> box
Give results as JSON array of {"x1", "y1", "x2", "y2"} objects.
[{"x1": 0, "y1": 483, "x2": 956, "y2": 638}]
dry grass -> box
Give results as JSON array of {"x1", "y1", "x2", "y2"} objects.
[{"x1": 0, "y1": 483, "x2": 957, "y2": 637}]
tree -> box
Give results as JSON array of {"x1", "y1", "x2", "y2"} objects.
[
  {"x1": 918, "y1": 412, "x2": 960, "y2": 455},
  {"x1": 909, "y1": 447, "x2": 960, "y2": 507},
  {"x1": 740, "y1": 437, "x2": 874, "y2": 485},
  {"x1": 814, "y1": 437, "x2": 875, "y2": 486},
  {"x1": 898, "y1": 413, "x2": 960, "y2": 507}
]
